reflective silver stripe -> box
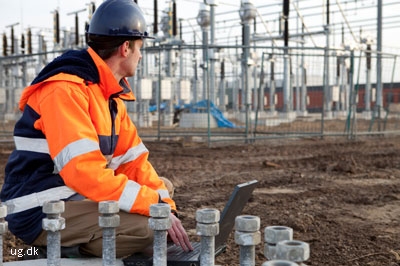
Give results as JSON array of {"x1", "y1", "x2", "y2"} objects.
[
  {"x1": 53, "y1": 138, "x2": 99, "y2": 172},
  {"x1": 157, "y1": 189, "x2": 170, "y2": 200},
  {"x1": 14, "y1": 136, "x2": 49, "y2": 154},
  {"x1": 108, "y1": 142, "x2": 148, "y2": 170},
  {"x1": 4, "y1": 186, "x2": 76, "y2": 214},
  {"x1": 105, "y1": 154, "x2": 113, "y2": 167},
  {"x1": 118, "y1": 180, "x2": 141, "y2": 212}
]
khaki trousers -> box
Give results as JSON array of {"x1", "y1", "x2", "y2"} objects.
[
  {"x1": 32, "y1": 177, "x2": 174, "y2": 258},
  {"x1": 33, "y1": 200, "x2": 154, "y2": 258}
]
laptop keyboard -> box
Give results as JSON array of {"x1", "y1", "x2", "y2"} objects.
[{"x1": 167, "y1": 242, "x2": 201, "y2": 260}]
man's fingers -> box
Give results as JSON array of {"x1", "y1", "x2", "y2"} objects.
[
  {"x1": 168, "y1": 214, "x2": 194, "y2": 252},
  {"x1": 168, "y1": 226, "x2": 178, "y2": 245}
]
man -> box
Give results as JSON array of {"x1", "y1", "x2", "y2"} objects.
[{"x1": 1, "y1": 0, "x2": 193, "y2": 258}]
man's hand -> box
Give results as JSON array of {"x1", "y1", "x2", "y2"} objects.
[{"x1": 167, "y1": 213, "x2": 194, "y2": 252}]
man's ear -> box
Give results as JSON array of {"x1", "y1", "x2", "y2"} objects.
[{"x1": 120, "y1": 41, "x2": 130, "y2": 57}]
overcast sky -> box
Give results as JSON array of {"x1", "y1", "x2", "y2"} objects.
[
  {"x1": 1, "y1": 0, "x2": 399, "y2": 52},
  {"x1": 0, "y1": 0, "x2": 246, "y2": 34}
]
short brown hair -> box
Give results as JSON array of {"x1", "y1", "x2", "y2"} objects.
[{"x1": 87, "y1": 35, "x2": 139, "y2": 60}]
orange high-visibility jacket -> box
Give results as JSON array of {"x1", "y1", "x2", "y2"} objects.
[{"x1": 1, "y1": 47, "x2": 175, "y2": 244}]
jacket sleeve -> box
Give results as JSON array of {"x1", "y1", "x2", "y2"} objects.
[
  {"x1": 111, "y1": 98, "x2": 177, "y2": 214},
  {"x1": 36, "y1": 81, "x2": 170, "y2": 216}
]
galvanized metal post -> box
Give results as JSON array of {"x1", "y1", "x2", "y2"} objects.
[
  {"x1": 42, "y1": 200, "x2": 65, "y2": 266},
  {"x1": 300, "y1": 24, "x2": 307, "y2": 114},
  {"x1": 243, "y1": 22, "x2": 251, "y2": 120},
  {"x1": 0, "y1": 204, "x2": 8, "y2": 266},
  {"x1": 98, "y1": 201, "x2": 120, "y2": 266},
  {"x1": 196, "y1": 3, "x2": 210, "y2": 101},
  {"x1": 376, "y1": 0, "x2": 383, "y2": 114},
  {"x1": 209, "y1": 1, "x2": 217, "y2": 105},
  {"x1": 196, "y1": 208, "x2": 220, "y2": 266},
  {"x1": 149, "y1": 203, "x2": 171, "y2": 266},
  {"x1": 323, "y1": 24, "x2": 331, "y2": 118},
  {"x1": 202, "y1": 29, "x2": 209, "y2": 101},
  {"x1": 270, "y1": 51, "x2": 276, "y2": 114},
  {"x1": 234, "y1": 215, "x2": 261, "y2": 266},
  {"x1": 239, "y1": 0, "x2": 256, "y2": 139}
]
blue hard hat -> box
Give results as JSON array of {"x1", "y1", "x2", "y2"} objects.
[{"x1": 87, "y1": 0, "x2": 153, "y2": 39}]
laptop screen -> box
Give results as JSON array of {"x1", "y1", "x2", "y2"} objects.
[{"x1": 215, "y1": 179, "x2": 258, "y2": 249}]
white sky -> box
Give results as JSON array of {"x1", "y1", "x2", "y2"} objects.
[
  {"x1": 0, "y1": 0, "x2": 399, "y2": 52},
  {"x1": 0, "y1": 0, "x2": 239, "y2": 34}
]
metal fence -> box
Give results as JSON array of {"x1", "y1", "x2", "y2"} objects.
[{"x1": 1, "y1": 43, "x2": 399, "y2": 146}]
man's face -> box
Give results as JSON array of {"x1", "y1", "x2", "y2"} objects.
[{"x1": 124, "y1": 39, "x2": 143, "y2": 77}]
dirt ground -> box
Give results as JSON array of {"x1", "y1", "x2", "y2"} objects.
[{"x1": 1, "y1": 133, "x2": 400, "y2": 265}]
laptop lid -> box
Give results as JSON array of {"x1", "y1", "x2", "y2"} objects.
[
  {"x1": 163, "y1": 179, "x2": 258, "y2": 264},
  {"x1": 215, "y1": 179, "x2": 258, "y2": 249}
]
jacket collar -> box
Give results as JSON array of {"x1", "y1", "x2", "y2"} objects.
[{"x1": 87, "y1": 47, "x2": 136, "y2": 101}]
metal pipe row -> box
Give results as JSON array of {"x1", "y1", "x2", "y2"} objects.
[{"x1": 0, "y1": 202, "x2": 310, "y2": 266}]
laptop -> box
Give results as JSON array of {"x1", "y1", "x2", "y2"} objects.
[{"x1": 123, "y1": 179, "x2": 258, "y2": 266}]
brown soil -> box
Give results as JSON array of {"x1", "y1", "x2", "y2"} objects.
[{"x1": 2, "y1": 134, "x2": 400, "y2": 265}]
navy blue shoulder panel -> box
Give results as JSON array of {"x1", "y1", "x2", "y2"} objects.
[
  {"x1": 31, "y1": 49, "x2": 99, "y2": 85},
  {"x1": 14, "y1": 105, "x2": 44, "y2": 138}
]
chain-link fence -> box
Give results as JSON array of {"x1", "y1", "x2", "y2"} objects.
[{"x1": 0, "y1": 43, "x2": 399, "y2": 145}]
